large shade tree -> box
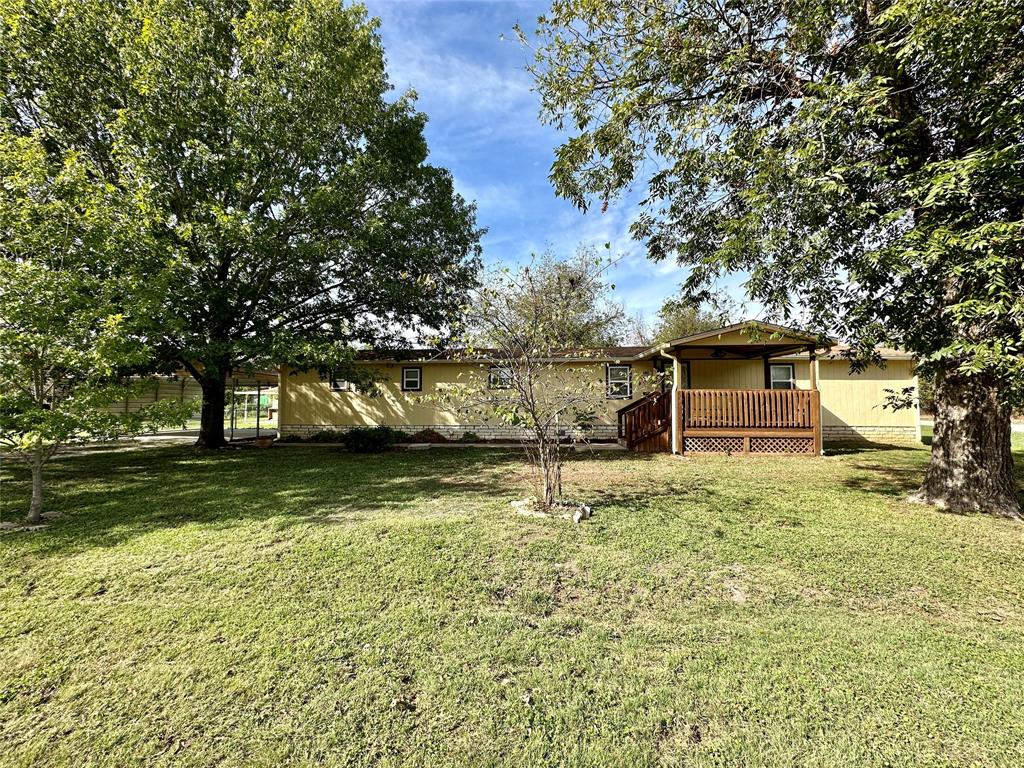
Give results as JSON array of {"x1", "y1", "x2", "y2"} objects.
[
  {"x1": 527, "y1": 0, "x2": 1024, "y2": 517},
  {"x1": 1, "y1": 0, "x2": 482, "y2": 448}
]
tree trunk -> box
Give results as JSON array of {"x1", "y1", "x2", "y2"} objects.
[
  {"x1": 536, "y1": 437, "x2": 559, "y2": 508},
  {"x1": 27, "y1": 449, "x2": 44, "y2": 524},
  {"x1": 195, "y1": 370, "x2": 228, "y2": 449},
  {"x1": 914, "y1": 370, "x2": 1020, "y2": 519}
]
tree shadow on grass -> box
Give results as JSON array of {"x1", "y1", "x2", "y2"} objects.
[
  {"x1": 841, "y1": 464, "x2": 925, "y2": 499},
  {"x1": 840, "y1": 442, "x2": 1024, "y2": 505},
  {"x1": 824, "y1": 440, "x2": 925, "y2": 456},
  {"x1": 1, "y1": 445, "x2": 530, "y2": 555}
]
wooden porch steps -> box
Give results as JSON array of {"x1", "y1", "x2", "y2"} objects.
[{"x1": 616, "y1": 391, "x2": 671, "y2": 452}]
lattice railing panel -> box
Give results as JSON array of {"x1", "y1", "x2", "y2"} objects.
[
  {"x1": 684, "y1": 436, "x2": 744, "y2": 454},
  {"x1": 749, "y1": 437, "x2": 815, "y2": 454}
]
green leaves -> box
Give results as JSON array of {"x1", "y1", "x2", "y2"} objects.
[
  {"x1": 0, "y1": 133, "x2": 189, "y2": 457},
  {"x1": 1, "y1": 0, "x2": 482, "y2": 404},
  {"x1": 530, "y1": 0, "x2": 1024, "y2": 404}
]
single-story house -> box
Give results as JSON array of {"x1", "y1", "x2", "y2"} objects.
[{"x1": 277, "y1": 322, "x2": 921, "y2": 455}]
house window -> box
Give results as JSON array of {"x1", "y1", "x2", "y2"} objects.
[
  {"x1": 401, "y1": 367, "x2": 422, "y2": 392},
  {"x1": 606, "y1": 364, "x2": 632, "y2": 399},
  {"x1": 488, "y1": 366, "x2": 513, "y2": 389},
  {"x1": 329, "y1": 373, "x2": 353, "y2": 392},
  {"x1": 769, "y1": 364, "x2": 796, "y2": 390}
]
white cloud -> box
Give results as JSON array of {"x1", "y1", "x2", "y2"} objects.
[
  {"x1": 361, "y1": 1, "x2": 756, "y2": 326},
  {"x1": 370, "y1": 2, "x2": 543, "y2": 135}
]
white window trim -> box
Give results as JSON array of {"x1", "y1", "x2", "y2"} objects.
[
  {"x1": 401, "y1": 366, "x2": 422, "y2": 392},
  {"x1": 769, "y1": 363, "x2": 796, "y2": 390},
  {"x1": 488, "y1": 365, "x2": 513, "y2": 390},
  {"x1": 329, "y1": 373, "x2": 353, "y2": 392},
  {"x1": 606, "y1": 364, "x2": 632, "y2": 399}
]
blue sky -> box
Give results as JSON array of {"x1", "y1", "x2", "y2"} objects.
[{"x1": 362, "y1": 0, "x2": 706, "y2": 326}]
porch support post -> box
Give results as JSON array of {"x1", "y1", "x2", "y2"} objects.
[
  {"x1": 672, "y1": 354, "x2": 683, "y2": 454},
  {"x1": 809, "y1": 347, "x2": 823, "y2": 455}
]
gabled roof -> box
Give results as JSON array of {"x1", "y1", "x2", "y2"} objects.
[{"x1": 634, "y1": 320, "x2": 833, "y2": 361}]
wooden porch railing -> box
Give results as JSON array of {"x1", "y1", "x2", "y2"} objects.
[
  {"x1": 681, "y1": 389, "x2": 816, "y2": 430},
  {"x1": 618, "y1": 388, "x2": 822, "y2": 455},
  {"x1": 617, "y1": 390, "x2": 670, "y2": 450}
]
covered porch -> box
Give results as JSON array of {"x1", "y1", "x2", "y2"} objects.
[{"x1": 617, "y1": 322, "x2": 830, "y2": 456}]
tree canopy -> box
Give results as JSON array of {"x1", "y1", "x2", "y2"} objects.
[
  {"x1": 527, "y1": 0, "x2": 1024, "y2": 516},
  {"x1": 1, "y1": 0, "x2": 483, "y2": 447},
  {"x1": 648, "y1": 293, "x2": 739, "y2": 345},
  {"x1": 465, "y1": 248, "x2": 627, "y2": 349}
]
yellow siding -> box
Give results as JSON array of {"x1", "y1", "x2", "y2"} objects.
[
  {"x1": 279, "y1": 356, "x2": 919, "y2": 437},
  {"x1": 689, "y1": 359, "x2": 765, "y2": 389},
  {"x1": 816, "y1": 359, "x2": 918, "y2": 429},
  {"x1": 685, "y1": 327, "x2": 807, "y2": 346},
  {"x1": 279, "y1": 361, "x2": 659, "y2": 428}
]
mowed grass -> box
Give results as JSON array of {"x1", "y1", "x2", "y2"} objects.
[{"x1": 1, "y1": 437, "x2": 1023, "y2": 767}]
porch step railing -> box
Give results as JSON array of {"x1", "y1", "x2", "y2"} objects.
[
  {"x1": 617, "y1": 390, "x2": 670, "y2": 449},
  {"x1": 681, "y1": 389, "x2": 815, "y2": 430}
]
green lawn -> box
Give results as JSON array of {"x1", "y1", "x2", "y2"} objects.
[{"x1": 1, "y1": 438, "x2": 1023, "y2": 767}]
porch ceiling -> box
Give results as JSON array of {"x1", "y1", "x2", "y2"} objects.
[{"x1": 634, "y1": 321, "x2": 833, "y2": 361}]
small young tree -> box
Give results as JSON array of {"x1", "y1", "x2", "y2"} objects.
[
  {"x1": 0, "y1": 132, "x2": 188, "y2": 523},
  {"x1": 438, "y1": 255, "x2": 648, "y2": 509}
]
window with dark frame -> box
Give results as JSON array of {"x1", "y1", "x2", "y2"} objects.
[
  {"x1": 488, "y1": 366, "x2": 513, "y2": 389},
  {"x1": 606, "y1": 364, "x2": 632, "y2": 399},
  {"x1": 769, "y1": 363, "x2": 796, "y2": 390},
  {"x1": 401, "y1": 366, "x2": 422, "y2": 392}
]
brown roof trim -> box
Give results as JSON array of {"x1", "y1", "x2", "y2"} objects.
[
  {"x1": 354, "y1": 346, "x2": 649, "y2": 364},
  {"x1": 775, "y1": 345, "x2": 915, "y2": 361}
]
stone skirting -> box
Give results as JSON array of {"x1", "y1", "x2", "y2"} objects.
[
  {"x1": 279, "y1": 423, "x2": 619, "y2": 442},
  {"x1": 821, "y1": 424, "x2": 920, "y2": 446}
]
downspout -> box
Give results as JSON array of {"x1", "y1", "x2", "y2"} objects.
[
  {"x1": 809, "y1": 346, "x2": 823, "y2": 455},
  {"x1": 659, "y1": 347, "x2": 680, "y2": 454}
]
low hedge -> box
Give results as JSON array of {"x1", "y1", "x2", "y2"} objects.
[
  {"x1": 406, "y1": 428, "x2": 450, "y2": 444},
  {"x1": 338, "y1": 426, "x2": 403, "y2": 453}
]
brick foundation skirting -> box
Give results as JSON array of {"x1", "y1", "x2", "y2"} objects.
[
  {"x1": 279, "y1": 423, "x2": 619, "y2": 442},
  {"x1": 821, "y1": 424, "x2": 920, "y2": 445}
]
